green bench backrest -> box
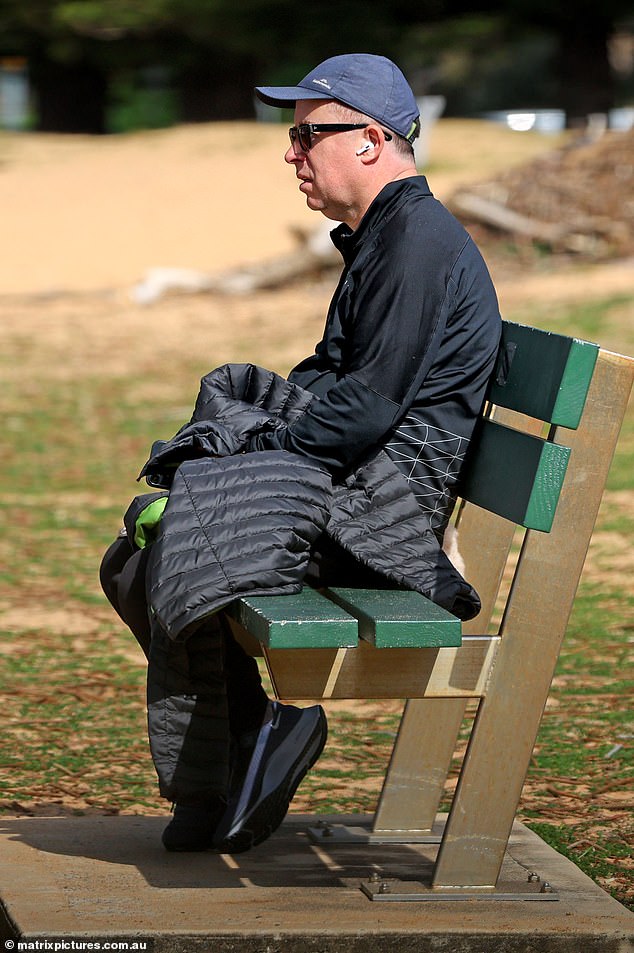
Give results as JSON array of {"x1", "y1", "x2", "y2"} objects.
[
  {"x1": 459, "y1": 322, "x2": 599, "y2": 532},
  {"x1": 489, "y1": 322, "x2": 600, "y2": 428}
]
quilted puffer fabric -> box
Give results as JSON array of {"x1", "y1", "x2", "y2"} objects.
[
  {"x1": 138, "y1": 364, "x2": 314, "y2": 484},
  {"x1": 138, "y1": 363, "x2": 481, "y2": 638},
  {"x1": 329, "y1": 455, "x2": 480, "y2": 622},
  {"x1": 147, "y1": 451, "x2": 333, "y2": 639},
  {"x1": 191, "y1": 362, "x2": 315, "y2": 424}
]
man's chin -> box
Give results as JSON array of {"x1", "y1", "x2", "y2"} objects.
[
  {"x1": 300, "y1": 185, "x2": 333, "y2": 218},
  {"x1": 304, "y1": 195, "x2": 323, "y2": 213}
]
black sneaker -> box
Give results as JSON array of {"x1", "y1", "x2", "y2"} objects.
[
  {"x1": 161, "y1": 798, "x2": 225, "y2": 852},
  {"x1": 214, "y1": 701, "x2": 327, "y2": 853}
]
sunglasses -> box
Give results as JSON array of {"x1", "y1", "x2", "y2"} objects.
[{"x1": 288, "y1": 122, "x2": 393, "y2": 153}]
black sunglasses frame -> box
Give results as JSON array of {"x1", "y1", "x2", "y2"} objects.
[{"x1": 288, "y1": 122, "x2": 393, "y2": 153}]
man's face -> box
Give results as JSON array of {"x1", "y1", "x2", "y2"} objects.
[{"x1": 285, "y1": 99, "x2": 365, "y2": 225}]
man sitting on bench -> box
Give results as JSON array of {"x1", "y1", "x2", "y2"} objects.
[{"x1": 100, "y1": 53, "x2": 501, "y2": 854}]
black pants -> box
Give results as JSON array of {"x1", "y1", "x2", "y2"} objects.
[
  {"x1": 100, "y1": 532, "x2": 391, "y2": 804},
  {"x1": 100, "y1": 535, "x2": 269, "y2": 803}
]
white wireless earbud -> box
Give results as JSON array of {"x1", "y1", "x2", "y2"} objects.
[{"x1": 356, "y1": 143, "x2": 374, "y2": 155}]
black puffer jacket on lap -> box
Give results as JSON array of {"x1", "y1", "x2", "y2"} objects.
[
  {"x1": 145, "y1": 450, "x2": 333, "y2": 639},
  {"x1": 137, "y1": 364, "x2": 480, "y2": 639}
]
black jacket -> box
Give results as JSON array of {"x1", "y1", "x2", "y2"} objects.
[
  {"x1": 138, "y1": 364, "x2": 481, "y2": 639},
  {"x1": 251, "y1": 176, "x2": 501, "y2": 537}
]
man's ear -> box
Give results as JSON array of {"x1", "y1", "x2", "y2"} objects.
[{"x1": 357, "y1": 125, "x2": 383, "y2": 159}]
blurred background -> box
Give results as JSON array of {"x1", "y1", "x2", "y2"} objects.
[{"x1": 1, "y1": 0, "x2": 633, "y2": 134}]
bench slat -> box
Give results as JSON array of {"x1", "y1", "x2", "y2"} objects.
[
  {"x1": 230, "y1": 589, "x2": 359, "y2": 649},
  {"x1": 263, "y1": 638, "x2": 495, "y2": 699},
  {"x1": 325, "y1": 588, "x2": 462, "y2": 648},
  {"x1": 490, "y1": 323, "x2": 599, "y2": 429},
  {"x1": 460, "y1": 420, "x2": 571, "y2": 531}
]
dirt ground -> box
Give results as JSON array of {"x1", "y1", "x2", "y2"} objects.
[
  {"x1": 0, "y1": 118, "x2": 632, "y2": 394},
  {"x1": 1, "y1": 119, "x2": 632, "y2": 316}
]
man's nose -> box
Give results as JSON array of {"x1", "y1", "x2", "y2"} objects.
[{"x1": 285, "y1": 143, "x2": 304, "y2": 164}]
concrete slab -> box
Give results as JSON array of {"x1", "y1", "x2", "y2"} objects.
[{"x1": 0, "y1": 813, "x2": 632, "y2": 952}]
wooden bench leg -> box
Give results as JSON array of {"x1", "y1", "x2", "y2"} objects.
[
  {"x1": 294, "y1": 420, "x2": 530, "y2": 847},
  {"x1": 373, "y1": 491, "x2": 520, "y2": 838},
  {"x1": 433, "y1": 350, "x2": 633, "y2": 888},
  {"x1": 373, "y1": 698, "x2": 466, "y2": 835}
]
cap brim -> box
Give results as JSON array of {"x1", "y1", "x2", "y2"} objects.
[{"x1": 254, "y1": 85, "x2": 332, "y2": 108}]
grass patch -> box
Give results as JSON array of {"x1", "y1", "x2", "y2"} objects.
[
  {"x1": 527, "y1": 822, "x2": 632, "y2": 903},
  {"x1": 508, "y1": 291, "x2": 634, "y2": 351}
]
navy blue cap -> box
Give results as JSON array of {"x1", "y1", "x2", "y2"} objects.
[{"x1": 255, "y1": 53, "x2": 420, "y2": 143}]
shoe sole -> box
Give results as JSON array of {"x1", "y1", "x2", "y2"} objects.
[
  {"x1": 162, "y1": 826, "x2": 216, "y2": 852},
  {"x1": 216, "y1": 707, "x2": 327, "y2": 853},
  {"x1": 161, "y1": 806, "x2": 224, "y2": 853}
]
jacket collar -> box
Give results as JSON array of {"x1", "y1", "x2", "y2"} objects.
[{"x1": 330, "y1": 175, "x2": 432, "y2": 265}]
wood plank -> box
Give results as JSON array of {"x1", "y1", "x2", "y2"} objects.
[
  {"x1": 325, "y1": 588, "x2": 462, "y2": 648},
  {"x1": 229, "y1": 589, "x2": 358, "y2": 649},
  {"x1": 264, "y1": 636, "x2": 498, "y2": 699},
  {"x1": 373, "y1": 698, "x2": 467, "y2": 834},
  {"x1": 460, "y1": 420, "x2": 571, "y2": 531},
  {"x1": 490, "y1": 322, "x2": 599, "y2": 428}
]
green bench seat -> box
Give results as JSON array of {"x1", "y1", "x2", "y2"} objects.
[{"x1": 231, "y1": 587, "x2": 462, "y2": 650}]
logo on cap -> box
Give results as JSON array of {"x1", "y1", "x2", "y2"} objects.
[{"x1": 312, "y1": 78, "x2": 332, "y2": 90}]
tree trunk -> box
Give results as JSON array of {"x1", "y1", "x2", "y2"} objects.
[
  {"x1": 176, "y1": 50, "x2": 259, "y2": 122},
  {"x1": 555, "y1": 25, "x2": 615, "y2": 125},
  {"x1": 30, "y1": 53, "x2": 108, "y2": 134}
]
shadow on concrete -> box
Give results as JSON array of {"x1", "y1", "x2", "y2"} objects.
[{"x1": 0, "y1": 813, "x2": 433, "y2": 891}]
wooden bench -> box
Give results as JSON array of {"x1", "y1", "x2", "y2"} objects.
[{"x1": 228, "y1": 320, "x2": 634, "y2": 900}]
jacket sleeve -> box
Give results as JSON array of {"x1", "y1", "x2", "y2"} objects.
[
  {"x1": 250, "y1": 374, "x2": 403, "y2": 470},
  {"x1": 250, "y1": 233, "x2": 450, "y2": 473}
]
